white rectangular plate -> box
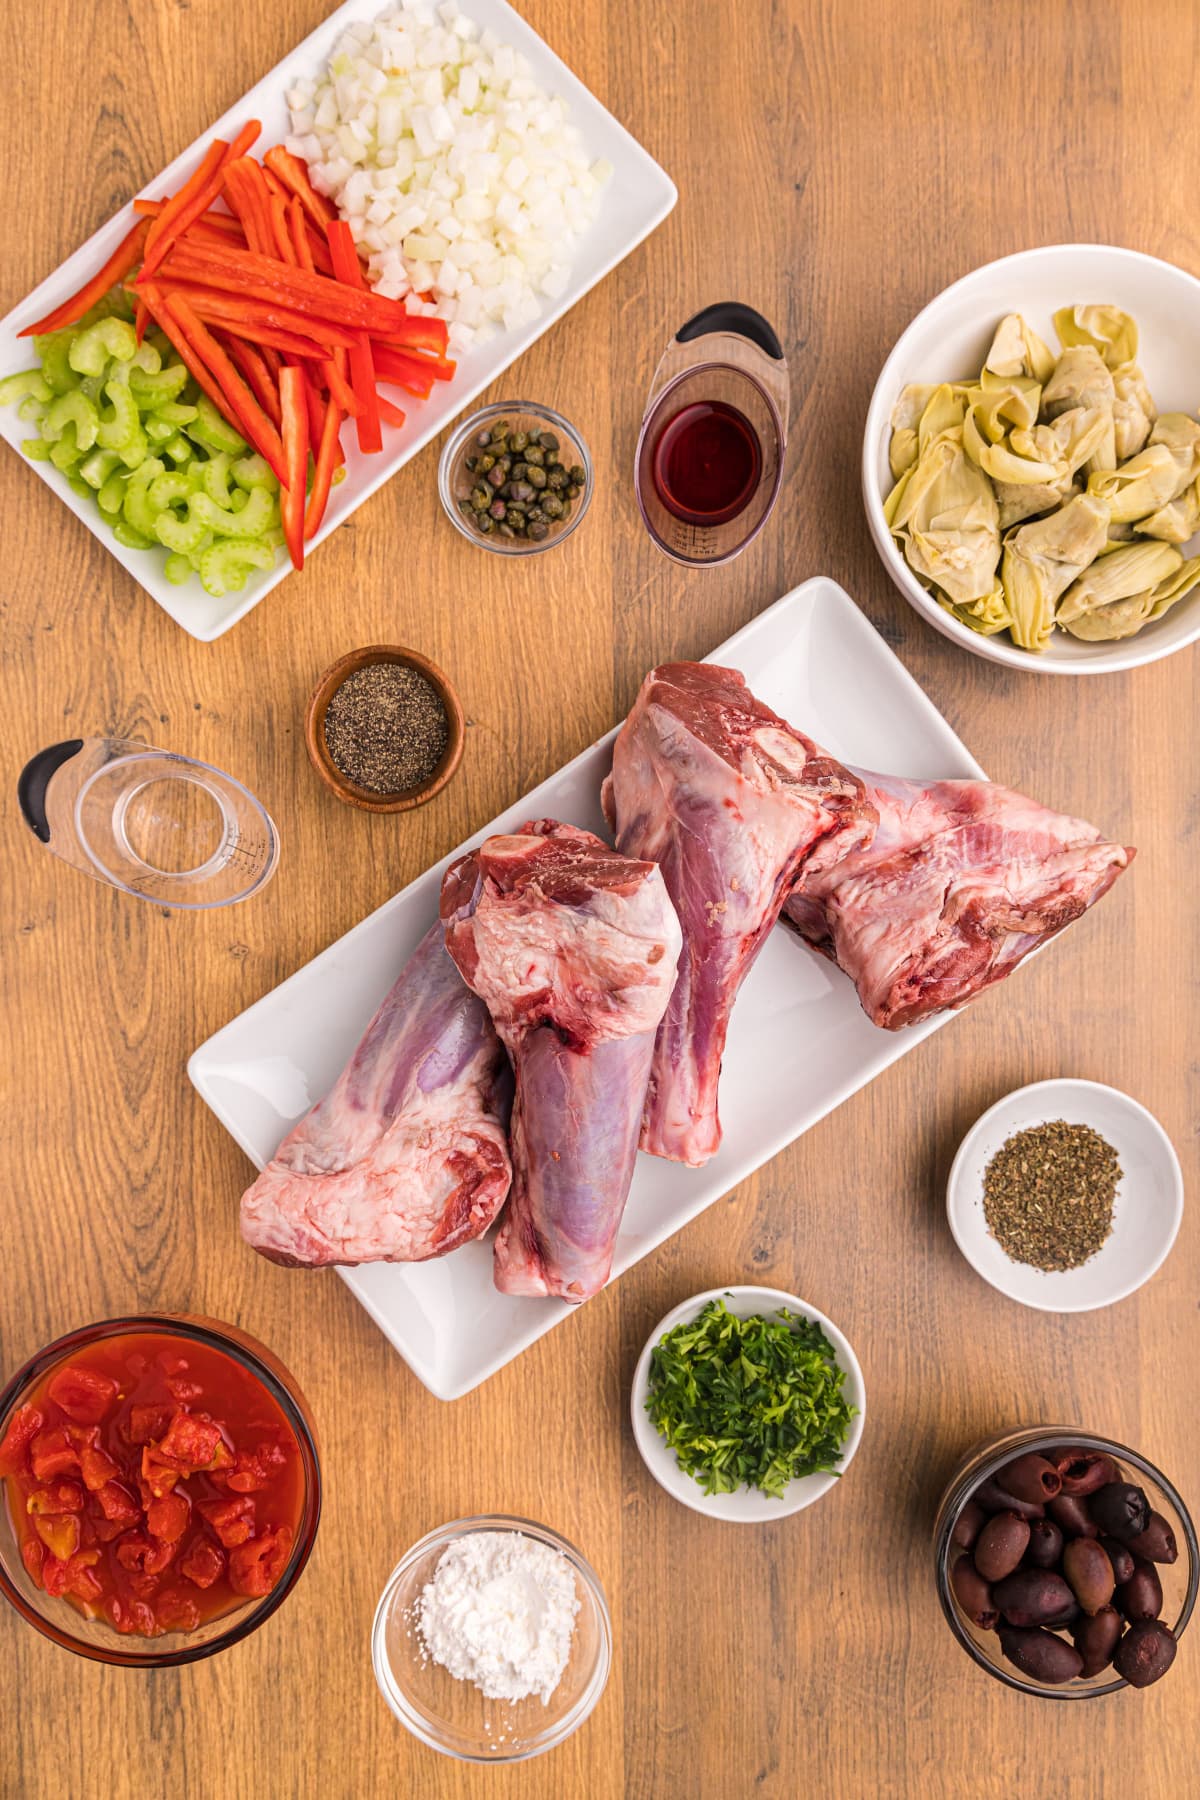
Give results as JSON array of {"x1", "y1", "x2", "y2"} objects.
[
  {"x1": 0, "y1": 0, "x2": 675, "y2": 640},
  {"x1": 190, "y1": 578, "x2": 987, "y2": 1398}
]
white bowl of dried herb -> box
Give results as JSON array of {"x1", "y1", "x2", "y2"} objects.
[
  {"x1": 630, "y1": 1287, "x2": 865, "y2": 1522},
  {"x1": 946, "y1": 1079, "x2": 1184, "y2": 1312}
]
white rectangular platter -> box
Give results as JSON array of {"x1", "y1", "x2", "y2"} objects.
[
  {"x1": 190, "y1": 578, "x2": 986, "y2": 1397},
  {"x1": 0, "y1": 0, "x2": 675, "y2": 641}
]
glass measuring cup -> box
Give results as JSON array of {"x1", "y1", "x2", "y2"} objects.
[
  {"x1": 634, "y1": 302, "x2": 789, "y2": 567},
  {"x1": 17, "y1": 737, "x2": 279, "y2": 909}
]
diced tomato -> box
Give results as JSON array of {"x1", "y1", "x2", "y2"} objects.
[
  {"x1": 64, "y1": 1550, "x2": 104, "y2": 1604},
  {"x1": 129, "y1": 1403, "x2": 173, "y2": 1446},
  {"x1": 78, "y1": 1441, "x2": 121, "y2": 1493},
  {"x1": 29, "y1": 1428, "x2": 80, "y2": 1481},
  {"x1": 219, "y1": 1442, "x2": 287, "y2": 1494},
  {"x1": 93, "y1": 1516, "x2": 130, "y2": 1544},
  {"x1": 104, "y1": 1594, "x2": 159, "y2": 1637},
  {"x1": 166, "y1": 1378, "x2": 204, "y2": 1404},
  {"x1": 26, "y1": 1479, "x2": 84, "y2": 1515},
  {"x1": 116, "y1": 1532, "x2": 178, "y2": 1578},
  {"x1": 147, "y1": 1492, "x2": 191, "y2": 1544},
  {"x1": 155, "y1": 1410, "x2": 225, "y2": 1473},
  {"x1": 229, "y1": 1526, "x2": 293, "y2": 1598},
  {"x1": 21, "y1": 1537, "x2": 45, "y2": 1588},
  {"x1": 0, "y1": 1404, "x2": 44, "y2": 1476},
  {"x1": 47, "y1": 1364, "x2": 119, "y2": 1425},
  {"x1": 43, "y1": 1555, "x2": 72, "y2": 1598},
  {"x1": 198, "y1": 1495, "x2": 255, "y2": 1548},
  {"x1": 155, "y1": 1590, "x2": 202, "y2": 1633},
  {"x1": 156, "y1": 1352, "x2": 190, "y2": 1378},
  {"x1": 95, "y1": 1480, "x2": 141, "y2": 1524},
  {"x1": 180, "y1": 1537, "x2": 225, "y2": 1590},
  {"x1": 141, "y1": 1446, "x2": 183, "y2": 1499},
  {"x1": 34, "y1": 1512, "x2": 81, "y2": 1561}
]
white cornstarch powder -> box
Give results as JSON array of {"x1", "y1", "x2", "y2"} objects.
[{"x1": 416, "y1": 1531, "x2": 580, "y2": 1704}]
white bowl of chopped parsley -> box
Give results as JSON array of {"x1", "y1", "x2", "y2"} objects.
[
  {"x1": 946, "y1": 1078, "x2": 1184, "y2": 1312},
  {"x1": 630, "y1": 1288, "x2": 865, "y2": 1521}
]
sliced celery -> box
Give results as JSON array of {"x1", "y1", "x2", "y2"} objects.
[{"x1": 69, "y1": 317, "x2": 137, "y2": 377}]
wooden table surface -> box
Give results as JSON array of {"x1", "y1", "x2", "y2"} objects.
[{"x1": 2, "y1": 0, "x2": 1197, "y2": 1794}]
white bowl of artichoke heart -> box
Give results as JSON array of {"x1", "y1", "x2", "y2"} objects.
[{"x1": 862, "y1": 244, "x2": 1200, "y2": 673}]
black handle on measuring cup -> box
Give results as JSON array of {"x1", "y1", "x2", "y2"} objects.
[
  {"x1": 675, "y1": 303, "x2": 784, "y2": 361},
  {"x1": 17, "y1": 739, "x2": 83, "y2": 843}
]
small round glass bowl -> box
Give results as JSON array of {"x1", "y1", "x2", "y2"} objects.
[
  {"x1": 437, "y1": 401, "x2": 594, "y2": 555},
  {"x1": 0, "y1": 1314, "x2": 322, "y2": 1666},
  {"x1": 371, "y1": 1514, "x2": 612, "y2": 1762},
  {"x1": 934, "y1": 1426, "x2": 1197, "y2": 1698}
]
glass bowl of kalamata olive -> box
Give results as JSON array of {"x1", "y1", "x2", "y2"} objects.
[
  {"x1": 934, "y1": 1428, "x2": 1197, "y2": 1697},
  {"x1": 438, "y1": 402, "x2": 593, "y2": 555}
]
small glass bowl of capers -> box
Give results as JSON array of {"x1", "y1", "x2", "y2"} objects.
[{"x1": 438, "y1": 401, "x2": 594, "y2": 555}]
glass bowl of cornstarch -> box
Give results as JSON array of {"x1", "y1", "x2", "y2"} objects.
[{"x1": 371, "y1": 1514, "x2": 612, "y2": 1762}]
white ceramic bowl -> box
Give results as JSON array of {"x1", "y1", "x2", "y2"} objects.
[
  {"x1": 946, "y1": 1078, "x2": 1184, "y2": 1310},
  {"x1": 862, "y1": 244, "x2": 1200, "y2": 674},
  {"x1": 630, "y1": 1286, "x2": 865, "y2": 1522}
]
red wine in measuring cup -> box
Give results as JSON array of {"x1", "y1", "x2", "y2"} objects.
[{"x1": 650, "y1": 400, "x2": 762, "y2": 528}]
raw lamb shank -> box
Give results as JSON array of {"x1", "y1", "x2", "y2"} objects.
[
  {"x1": 441, "y1": 820, "x2": 682, "y2": 1302},
  {"x1": 602, "y1": 661, "x2": 875, "y2": 1166},
  {"x1": 783, "y1": 771, "x2": 1133, "y2": 1029},
  {"x1": 240, "y1": 923, "x2": 513, "y2": 1266}
]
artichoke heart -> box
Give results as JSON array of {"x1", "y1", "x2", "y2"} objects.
[
  {"x1": 1062, "y1": 553, "x2": 1200, "y2": 640},
  {"x1": 1139, "y1": 477, "x2": 1200, "y2": 545},
  {"x1": 888, "y1": 384, "x2": 938, "y2": 481},
  {"x1": 1086, "y1": 442, "x2": 1180, "y2": 524},
  {"x1": 1042, "y1": 346, "x2": 1116, "y2": 474},
  {"x1": 937, "y1": 582, "x2": 1013, "y2": 637},
  {"x1": 1147, "y1": 412, "x2": 1200, "y2": 500},
  {"x1": 888, "y1": 427, "x2": 1001, "y2": 605},
  {"x1": 984, "y1": 313, "x2": 1056, "y2": 384},
  {"x1": 1053, "y1": 304, "x2": 1139, "y2": 369},
  {"x1": 1000, "y1": 492, "x2": 1111, "y2": 651},
  {"x1": 996, "y1": 478, "x2": 1080, "y2": 533},
  {"x1": 1056, "y1": 538, "x2": 1182, "y2": 625},
  {"x1": 1111, "y1": 362, "x2": 1157, "y2": 460},
  {"x1": 963, "y1": 405, "x2": 1063, "y2": 485}
]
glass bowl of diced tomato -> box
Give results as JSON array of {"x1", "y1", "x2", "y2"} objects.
[{"x1": 0, "y1": 1314, "x2": 321, "y2": 1664}]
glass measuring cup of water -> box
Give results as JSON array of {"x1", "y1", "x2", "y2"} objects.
[
  {"x1": 634, "y1": 302, "x2": 790, "y2": 567},
  {"x1": 17, "y1": 738, "x2": 279, "y2": 909}
]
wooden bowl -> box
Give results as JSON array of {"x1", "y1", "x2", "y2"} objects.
[{"x1": 304, "y1": 645, "x2": 465, "y2": 813}]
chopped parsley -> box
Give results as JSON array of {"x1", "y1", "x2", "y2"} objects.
[{"x1": 645, "y1": 1297, "x2": 856, "y2": 1498}]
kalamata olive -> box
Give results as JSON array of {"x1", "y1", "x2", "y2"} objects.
[
  {"x1": 1073, "y1": 1605, "x2": 1123, "y2": 1677},
  {"x1": 1024, "y1": 1519, "x2": 1064, "y2": 1569},
  {"x1": 1048, "y1": 1493, "x2": 1099, "y2": 1538},
  {"x1": 996, "y1": 1452, "x2": 1062, "y2": 1505},
  {"x1": 999, "y1": 1624, "x2": 1084, "y2": 1684},
  {"x1": 974, "y1": 1512, "x2": 1031, "y2": 1582},
  {"x1": 1099, "y1": 1537, "x2": 1136, "y2": 1584},
  {"x1": 1113, "y1": 1618, "x2": 1177, "y2": 1687},
  {"x1": 951, "y1": 1552, "x2": 998, "y2": 1629},
  {"x1": 1088, "y1": 1482, "x2": 1150, "y2": 1542},
  {"x1": 1125, "y1": 1511, "x2": 1179, "y2": 1566},
  {"x1": 1041, "y1": 1598, "x2": 1081, "y2": 1630},
  {"x1": 993, "y1": 1568, "x2": 1075, "y2": 1628},
  {"x1": 1062, "y1": 1538, "x2": 1115, "y2": 1615},
  {"x1": 951, "y1": 1500, "x2": 986, "y2": 1552},
  {"x1": 973, "y1": 1476, "x2": 1045, "y2": 1522},
  {"x1": 1116, "y1": 1557, "x2": 1163, "y2": 1622},
  {"x1": 1050, "y1": 1449, "x2": 1118, "y2": 1496}
]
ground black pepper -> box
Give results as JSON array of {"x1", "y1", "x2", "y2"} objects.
[
  {"x1": 981, "y1": 1119, "x2": 1121, "y2": 1272},
  {"x1": 323, "y1": 662, "x2": 448, "y2": 796}
]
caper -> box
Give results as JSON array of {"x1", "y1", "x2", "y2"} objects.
[
  {"x1": 540, "y1": 433, "x2": 559, "y2": 453},
  {"x1": 489, "y1": 420, "x2": 510, "y2": 441},
  {"x1": 526, "y1": 427, "x2": 541, "y2": 444},
  {"x1": 476, "y1": 453, "x2": 495, "y2": 475},
  {"x1": 506, "y1": 505, "x2": 527, "y2": 526},
  {"x1": 509, "y1": 430, "x2": 528, "y2": 453},
  {"x1": 525, "y1": 466, "x2": 545, "y2": 490},
  {"x1": 486, "y1": 465, "x2": 505, "y2": 489},
  {"x1": 524, "y1": 445, "x2": 545, "y2": 467},
  {"x1": 560, "y1": 498, "x2": 571, "y2": 517},
  {"x1": 546, "y1": 468, "x2": 567, "y2": 490},
  {"x1": 476, "y1": 511, "x2": 494, "y2": 532},
  {"x1": 489, "y1": 499, "x2": 506, "y2": 521},
  {"x1": 568, "y1": 464, "x2": 585, "y2": 485},
  {"x1": 528, "y1": 519, "x2": 549, "y2": 541},
  {"x1": 498, "y1": 523, "x2": 516, "y2": 538},
  {"x1": 510, "y1": 461, "x2": 528, "y2": 481},
  {"x1": 470, "y1": 486, "x2": 490, "y2": 511},
  {"x1": 567, "y1": 482, "x2": 582, "y2": 500},
  {"x1": 542, "y1": 494, "x2": 564, "y2": 519},
  {"x1": 475, "y1": 429, "x2": 492, "y2": 448},
  {"x1": 527, "y1": 505, "x2": 547, "y2": 523}
]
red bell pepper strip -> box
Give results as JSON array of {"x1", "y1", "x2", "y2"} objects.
[
  {"x1": 135, "y1": 199, "x2": 245, "y2": 237},
  {"x1": 259, "y1": 344, "x2": 284, "y2": 383},
  {"x1": 152, "y1": 282, "x2": 357, "y2": 350},
  {"x1": 320, "y1": 356, "x2": 359, "y2": 416},
  {"x1": 305, "y1": 225, "x2": 335, "y2": 277},
  {"x1": 221, "y1": 160, "x2": 276, "y2": 259},
  {"x1": 326, "y1": 220, "x2": 383, "y2": 455},
  {"x1": 20, "y1": 217, "x2": 151, "y2": 337},
  {"x1": 288, "y1": 199, "x2": 315, "y2": 273},
  {"x1": 268, "y1": 193, "x2": 298, "y2": 268},
  {"x1": 160, "y1": 291, "x2": 287, "y2": 482},
  {"x1": 376, "y1": 394, "x2": 407, "y2": 429},
  {"x1": 134, "y1": 298, "x2": 150, "y2": 345},
  {"x1": 304, "y1": 396, "x2": 342, "y2": 539},
  {"x1": 140, "y1": 121, "x2": 261, "y2": 280},
  {"x1": 220, "y1": 334, "x2": 282, "y2": 427},
  {"x1": 373, "y1": 316, "x2": 451, "y2": 358},
  {"x1": 139, "y1": 281, "x2": 240, "y2": 422},
  {"x1": 263, "y1": 146, "x2": 337, "y2": 230},
  {"x1": 297, "y1": 360, "x2": 325, "y2": 446},
  {"x1": 157, "y1": 244, "x2": 412, "y2": 333},
  {"x1": 371, "y1": 345, "x2": 455, "y2": 394},
  {"x1": 278, "y1": 366, "x2": 308, "y2": 569}
]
